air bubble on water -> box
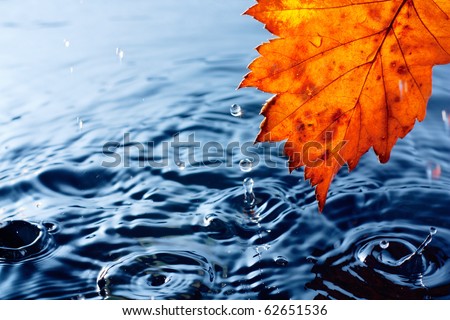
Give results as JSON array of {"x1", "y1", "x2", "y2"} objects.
[
  {"x1": 243, "y1": 177, "x2": 256, "y2": 209},
  {"x1": 239, "y1": 158, "x2": 253, "y2": 172},
  {"x1": 379, "y1": 240, "x2": 389, "y2": 249},
  {"x1": 230, "y1": 104, "x2": 242, "y2": 117},
  {"x1": 63, "y1": 39, "x2": 70, "y2": 48},
  {"x1": 275, "y1": 256, "x2": 288, "y2": 267}
]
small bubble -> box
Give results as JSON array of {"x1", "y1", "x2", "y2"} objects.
[
  {"x1": 230, "y1": 104, "x2": 242, "y2": 117},
  {"x1": 429, "y1": 227, "x2": 437, "y2": 235},
  {"x1": 63, "y1": 39, "x2": 70, "y2": 48},
  {"x1": 379, "y1": 240, "x2": 389, "y2": 249},
  {"x1": 239, "y1": 158, "x2": 253, "y2": 172},
  {"x1": 275, "y1": 256, "x2": 288, "y2": 267}
]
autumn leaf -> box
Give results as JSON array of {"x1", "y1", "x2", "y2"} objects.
[{"x1": 239, "y1": 0, "x2": 450, "y2": 211}]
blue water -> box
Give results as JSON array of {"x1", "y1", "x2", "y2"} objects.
[{"x1": 0, "y1": 0, "x2": 449, "y2": 299}]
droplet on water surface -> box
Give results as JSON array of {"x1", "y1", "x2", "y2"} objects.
[
  {"x1": 230, "y1": 104, "x2": 242, "y2": 117},
  {"x1": 239, "y1": 158, "x2": 253, "y2": 172},
  {"x1": 243, "y1": 177, "x2": 256, "y2": 209},
  {"x1": 176, "y1": 161, "x2": 186, "y2": 171},
  {"x1": 275, "y1": 256, "x2": 289, "y2": 267},
  {"x1": 379, "y1": 240, "x2": 389, "y2": 249},
  {"x1": 243, "y1": 177, "x2": 254, "y2": 194},
  {"x1": 415, "y1": 227, "x2": 438, "y2": 255}
]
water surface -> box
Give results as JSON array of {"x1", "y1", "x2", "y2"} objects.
[{"x1": 0, "y1": 0, "x2": 449, "y2": 299}]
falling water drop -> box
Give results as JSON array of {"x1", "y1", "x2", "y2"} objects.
[
  {"x1": 429, "y1": 227, "x2": 437, "y2": 235},
  {"x1": 426, "y1": 161, "x2": 441, "y2": 181},
  {"x1": 230, "y1": 104, "x2": 243, "y2": 117},
  {"x1": 243, "y1": 177, "x2": 256, "y2": 209},
  {"x1": 442, "y1": 110, "x2": 450, "y2": 132},
  {"x1": 239, "y1": 158, "x2": 253, "y2": 172},
  {"x1": 116, "y1": 48, "x2": 124, "y2": 62},
  {"x1": 379, "y1": 240, "x2": 390, "y2": 249},
  {"x1": 76, "y1": 117, "x2": 83, "y2": 130}
]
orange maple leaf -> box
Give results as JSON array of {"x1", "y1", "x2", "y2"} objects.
[{"x1": 240, "y1": 0, "x2": 450, "y2": 211}]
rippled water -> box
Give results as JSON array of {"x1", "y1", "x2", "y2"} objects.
[{"x1": 0, "y1": 0, "x2": 449, "y2": 300}]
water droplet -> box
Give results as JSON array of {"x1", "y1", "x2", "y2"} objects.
[
  {"x1": 442, "y1": 110, "x2": 450, "y2": 133},
  {"x1": 243, "y1": 177, "x2": 255, "y2": 209},
  {"x1": 63, "y1": 39, "x2": 70, "y2": 48},
  {"x1": 306, "y1": 256, "x2": 318, "y2": 264},
  {"x1": 203, "y1": 213, "x2": 217, "y2": 226},
  {"x1": 426, "y1": 161, "x2": 441, "y2": 181},
  {"x1": 243, "y1": 177, "x2": 254, "y2": 193},
  {"x1": 379, "y1": 240, "x2": 389, "y2": 249},
  {"x1": 70, "y1": 66, "x2": 74, "y2": 73},
  {"x1": 275, "y1": 256, "x2": 288, "y2": 267},
  {"x1": 176, "y1": 161, "x2": 185, "y2": 171},
  {"x1": 76, "y1": 117, "x2": 83, "y2": 130},
  {"x1": 43, "y1": 222, "x2": 57, "y2": 232},
  {"x1": 230, "y1": 104, "x2": 242, "y2": 117},
  {"x1": 239, "y1": 158, "x2": 253, "y2": 172},
  {"x1": 116, "y1": 48, "x2": 124, "y2": 62},
  {"x1": 414, "y1": 227, "x2": 438, "y2": 256}
]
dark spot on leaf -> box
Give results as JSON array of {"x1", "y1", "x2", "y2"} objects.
[
  {"x1": 394, "y1": 96, "x2": 401, "y2": 102},
  {"x1": 397, "y1": 65, "x2": 407, "y2": 74},
  {"x1": 332, "y1": 109, "x2": 343, "y2": 122}
]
